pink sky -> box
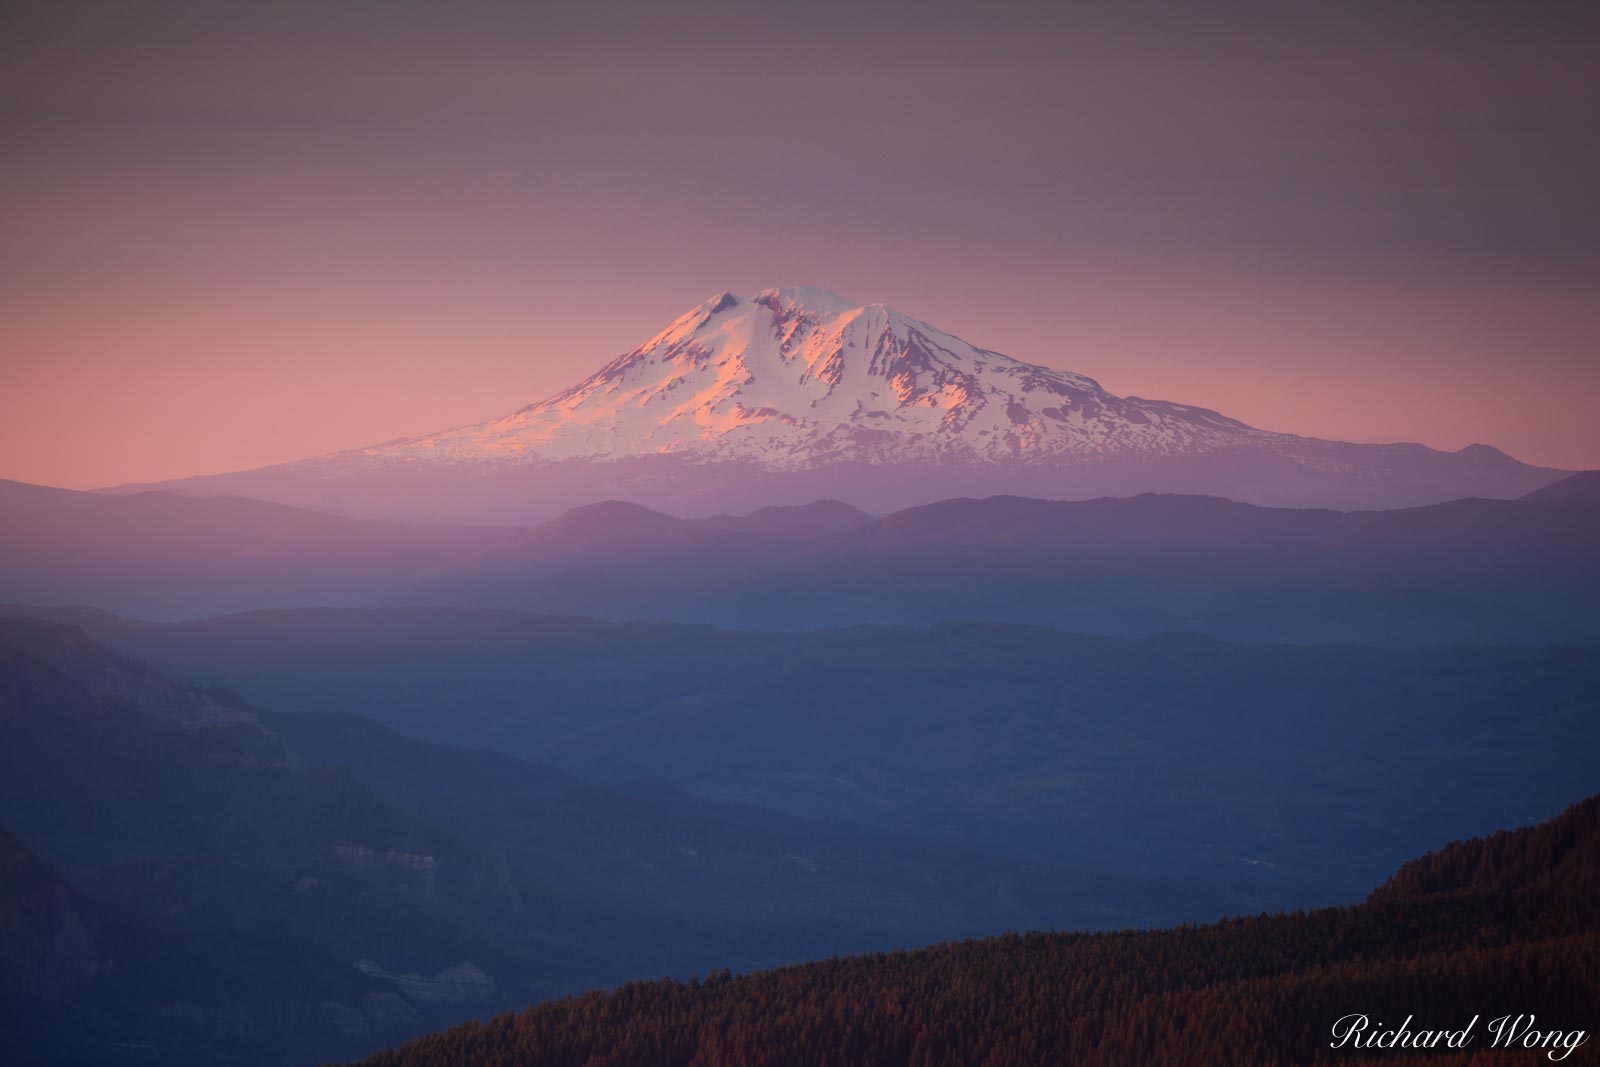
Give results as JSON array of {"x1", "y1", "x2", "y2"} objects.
[{"x1": 3, "y1": 1, "x2": 1597, "y2": 488}]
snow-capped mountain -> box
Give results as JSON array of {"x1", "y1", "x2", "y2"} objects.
[
  {"x1": 122, "y1": 287, "x2": 1565, "y2": 522},
  {"x1": 364, "y1": 286, "x2": 1273, "y2": 468}
]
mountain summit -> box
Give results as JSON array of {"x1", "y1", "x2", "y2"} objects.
[
  {"x1": 121, "y1": 288, "x2": 1565, "y2": 521},
  {"x1": 366, "y1": 287, "x2": 1267, "y2": 468}
]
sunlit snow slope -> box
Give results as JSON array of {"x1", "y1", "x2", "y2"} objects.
[
  {"x1": 363, "y1": 287, "x2": 1274, "y2": 468},
  {"x1": 118, "y1": 286, "x2": 1565, "y2": 519}
]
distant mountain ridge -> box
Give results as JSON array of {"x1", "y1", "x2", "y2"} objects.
[
  {"x1": 4, "y1": 479, "x2": 1598, "y2": 644},
  {"x1": 113, "y1": 288, "x2": 1566, "y2": 520},
  {"x1": 19, "y1": 606, "x2": 1599, "y2": 904},
  {"x1": 1523, "y1": 469, "x2": 1600, "y2": 502}
]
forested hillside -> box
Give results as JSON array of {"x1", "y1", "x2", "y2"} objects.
[{"x1": 359, "y1": 795, "x2": 1600, "y2": 1066}]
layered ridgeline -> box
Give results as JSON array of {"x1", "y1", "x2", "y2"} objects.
[
  {"x1": 363, "y1": 794, "x2": 1600, "y2": 1067},
  {"x1": 19, "y1": 606, "x2": 1600, "y2": 909},
  {"x1": 0, "y1": 617, "x2": 1258, "y2": 1065},
  {"x1": 4, "y1": 480, "x2": 1598, "y2": 644},
  {"x1": 119, "y1": 288, "x2": 1565, "y2": 520}
]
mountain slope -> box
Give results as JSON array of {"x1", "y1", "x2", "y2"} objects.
[
  {"x1": 2, "y1": 615, "x2": 1278, "y2": 1064},
  {"x1": 369, "y1": 286, "x2": 1273, "y2": 467},
  {"x1": 118, "y1": 288, "x2": 1566, "y2": 519},
  {"x1": 1523, "y1": 470, "x2": 1600, "y2": 502},
  {"x1": 1372, "y1": 793, "x2": 1600, "y2": 901},
  {"x1": 24, "y1": 606, "x2": 1600, "y2": 905},
  {"x1": 0, "y1": 827, "x2": 416, "y2": 1067},
  {"x1": 356, "y1": 792, "x2": 1600, "y2": 1067}
]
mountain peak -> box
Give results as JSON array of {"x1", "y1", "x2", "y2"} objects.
[
  {"x1": 750, "y1": 286, "x2": 857, "y2": 314},
  {"x1": 122, "y1": 286, "x2": 1561, "y2": 517},
  {"x1": 360, "y1": 287, "x2": 1278, "y2": 469}
]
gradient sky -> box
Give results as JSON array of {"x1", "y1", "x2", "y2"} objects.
[{"x1": 3, "y1": 0, "x2": 1598, "y2": 488}]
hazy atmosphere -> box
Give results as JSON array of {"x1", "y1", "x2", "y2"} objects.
[
  {"x1": 3, "y1": 6, "x2": 1598, "y2": 1065},
  {"x1": 3, "y1": 0, "x2": 1597, "y2": 488}
]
